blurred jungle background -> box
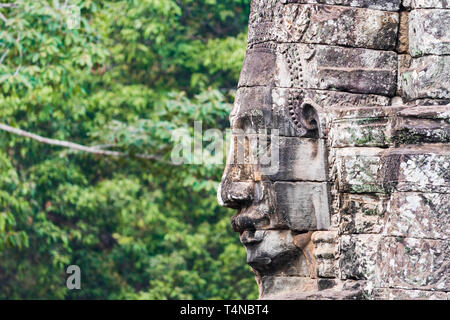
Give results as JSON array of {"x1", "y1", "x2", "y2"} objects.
[{"x1": 0, "y1": 0, "x2": 257, "y2": 299}]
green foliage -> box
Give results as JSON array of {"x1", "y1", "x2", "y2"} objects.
[{"x1": 0, "y1": 0, "x2": 257, "y2": 299}]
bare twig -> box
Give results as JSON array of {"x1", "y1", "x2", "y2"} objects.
[
  {"x1": 12, "y1": 34, "x2": 22, "y2": 77},
  {"x1": 0, "y1": 3, "x2": 16, "y2": 23},
  {"x1": 0, "y1": 4, "x2": 18, "y2": 8},
  {"x1": 0, "y1": 11, "x2": 8, "y2": 23},
  {"x1": 0, "y1": 122, "x2": 171, "y2": 163},
  {"x1": 0, "y1": 49, "x2": 9, "y2": 64}
]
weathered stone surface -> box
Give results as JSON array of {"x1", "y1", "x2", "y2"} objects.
[
  {"x1": 231, "y1": 87, "x2": 391, "y2": 137},
  {"x1": 392, "y1": 105, "x2": 450, "y2": 144},
  {"x1": 332, "y1": 106, "x2": 401, "y2": 120},
  {"x1": 271, "y1": 88, "x2": 302, "y2": 137},
  {"x1": 270, "y1": 138, "x2": 328, "y2": 181},
  {"x1": 406, "y1": 98, "x2": 450, "y2": 106},
  {"x1": 229, "y1": 134, "x2": 329, "y2": 180},
  {"x1": 248, "y1": 3, "x2": 399, "y2": 50},
  {"x1": 340, "y1": 234, "x2": 381, "y2": 280},
  {"x1": 262, "y1": 284, "x2": 364, "y2": 300},
  {"x1": 238, "y1": 42, "x2": 278, "y2": 88},
  {"x1": 282, "y1": 44, "x2": 397, "y2": 96},
  {"x1": 397, "y1": 11, "x2": 410, "y2": 54},
  {"x1": 249, "y1": 0, "x2": 283, "y2": 25},
  {"x1": 312, "y1": 231, "x2": 339, "y2": 277},
  {"x1": 402, "y1": 0, "x2": 413, "y2": 9},
  {"x1": 374, "y1": 288, "x2": 448, "y2": 300},
  {"x1": 231, "y1": 87, "x2": 273, "y2": 134},
  {"x1": 398, "y1": 104, "x2": 450, "y2": 119},
  {"x1": 377, "y1": 237, "x2": 449, "y2": 291},
  {"x1": 221, "y1": 135, "x2": 254, "y2": 183},
  {"x1": 239, "y1": 42, "x2": 398, "y2": 96},
  {"x1": 341, "y1": 194, "x2": 386, "y2": 234},
  {"x1": 337, "y1": 148, "x2": 387, "y2": 193},
  {"x1": 384, "y1": 146, "x2": 450, "y2": 193},
  {"x1": 330, "y1": 111, "x2": 390, "y2": 147},
  {"x1": 397, "y1": 54, "x2": 412, "y2": 97},
  {"x1": 274, "y1": 182, "x2": 331, "y2": 230},
  {"x1": 409, "y1": 9, "x2": 450, "y2": 57},
  {"x1": 292, "y1": 231, "x2": 317, "y2": 277},
  {"x1": 241, "y1": 230, "x2": 309, "y2": 276},
  {"x1": 410, "y1": 0, "x2": 450, "y2": 8},
  {"x1": 401, "y1": 55, "x2": 450, "y2": 101},
  {"x1": 385, "y1": 192, "x2": 450, "y2": 239},
  {"x1": 260, "y1": 276, "x2": 318, "y2": 298},
  {"x1": 272, "y1": 88, "x2": 391, "y2": 136},
  {"x1": 279, "y1": 0, "x2": 401, "y2": 11}
]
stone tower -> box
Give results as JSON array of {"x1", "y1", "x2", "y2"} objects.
[{"x1": 218, "y1": 0, "x2": 449, "y2": 299}]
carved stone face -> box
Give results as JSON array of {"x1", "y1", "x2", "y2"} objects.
[
  {"x1": 217, "y1": 1, "x2": 398, "y2": 282},
  {"x1": 216, "y1": 0, "x2": 395, "y2": 291},
  {"x1": 217, "y1": 60, "x2": 331, "y2": 277}
]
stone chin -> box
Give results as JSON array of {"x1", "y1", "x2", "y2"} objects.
[{"x1": 239, "y1": 229, "x2": 299, "y2": 275}]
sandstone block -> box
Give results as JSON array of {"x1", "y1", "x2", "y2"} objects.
[
  {"x1": 279, "y1": 0, "x2": 401, "y2": 11},
  {"x1": 274, "y1": 181, "x2": 331, "y2": 231},
  {"x1": 337, "y1": 147, "x2": 387, "y2": 193},
  {"x1": 231, "y1": 87, "x2": 392, "y2": 138},
  {"x1": 409, "y1": 9, "x2": 450, "y2": 57},
  {"x1": 401, "y1": 55, "x2": 450, "y2": 101},
  {"x1": 231, "y1": 134, "x2": 328, "y2": 180},
  {"x1": 269, "y1": 137, "x2": 328, "y2": 181},
  {"x1": 377, "y1": 237, "x2": 449, "y2": 291},
  {"x1": 248, "y1": 3, "x2": 399, "y2": 50},
  {"x1": 397, "y1": 11, "x2": 410, "y2": 54},
  {"x1": 272, "y1": 88, "x2": 391, "y2": 136},
  {"x1": 288, "y1": 44, "x2": 397, "y2": 96},
  {"x1": 384, "y1": 146, "x2": 450, "y2": 193},
  {"x1": 392, "y1": 105, "x2": 450, "y2": 144},
  {"x1": 312, "y1": 231, "x2": 339, "y2": 278},
  {"x1": 374, "y1": 288, "x2": 448, "y2": 300},
  {"x1": 231, "y1": 87, "x2": 273, "y2": 134},
  {"x1": 397, "y1": 54, "x2": 412, "y2": 97},
  {"x1": 386, "y1": 192, "x2": 450, "y2": 239},
  {"x1": 330, "y1": 111, "x2": 390, "y2": 147},
  {"x1": 239, "y1": 42, "x2": 398, "y2": 96},
  {"x1": 339, "y1": 234, "x2": 381, "y2": 280},
  {"x1": 238, "y1": 42, "x2": 278, "y2": 88},
  {"x1": 261, "y1": 276, "x2": 319, "y2": 298},
  {"x1": 341, "y1": 194, "x2": 387, "y2": 234},
  {"x1": 316, "y1": 259, "x2": 338, "y2": 278},
  {"x1": 411, "y1": 0, "x2": 450, "y2": 8}
]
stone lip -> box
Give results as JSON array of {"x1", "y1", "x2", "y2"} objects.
[{"x1": 240, "y1": 230, "x2": 266, "y2": 245}]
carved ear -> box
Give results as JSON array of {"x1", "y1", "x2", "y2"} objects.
[
  {"x1": 290, "y1": 100, "x2": 323, "y2": 138},
  {"x1": 299, "y1": 102, "x2": 319, "y2": 136}
]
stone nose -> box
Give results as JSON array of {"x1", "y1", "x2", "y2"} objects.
[{"x1": 217, "y1": 181, "x2": 254, "y2": 209}]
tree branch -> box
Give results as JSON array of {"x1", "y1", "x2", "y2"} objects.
[{"x1": 0, "y1": 122, "x2": 169, "y2": 163}]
